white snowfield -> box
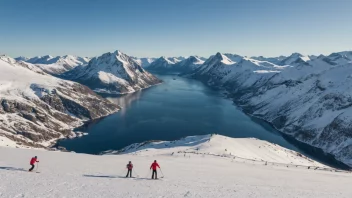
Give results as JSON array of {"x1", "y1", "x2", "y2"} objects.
[
  {"x1": 0, "y1": 135, "x2": 351, "y2": 198},
  {"x1": 107, "y1": 135, "x2": 325, "y2": 167}
]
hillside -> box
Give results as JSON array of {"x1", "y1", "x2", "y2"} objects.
[
  {"x1": 188, "y1": 51, "x2": 352, "y2": 167},
  {"x1": 0, "y1": 134, "x2": 351, "y2": 197},
  {"x1": 0, "y1": 55, "x2": 119, "y2": 148}
]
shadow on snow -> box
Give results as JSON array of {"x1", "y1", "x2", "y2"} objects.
[{"x1": 0, "y1": 166, "x2": 26, "y2": 171}]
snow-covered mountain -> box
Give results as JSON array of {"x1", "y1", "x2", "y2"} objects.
[
  {"x1": 0, "y1": 55, "x2": 119, "y2": 148},
  {"x1": 188, "y1": 51, "x2": 352, "y2": 167},
  {"x1": 131, "y1": 56, "x2": 186, "y2": 69},
  {"x1": 251, "y1": 53, "x2": 313, "y2": 66},
  {"x1": 279, "y1": 53, "x2": 311, "y2": 66},
  {"x1": 1, "y1": 134, "x2": 351, "y2": 197},
  {"x1": 145, "y1": 56, "x2": 179, "y2": 72},
  {"x1": 131, "y1": 57, "x2": 156, "y2": 67},
  {"x1": 146, "y1": 56, "x2": 205, "y2": 73},
  {"x1": 19, "y1": 55, "x2": 90, "y2": 75},
  {"x1": 174, "y1": 56, "x2": 205, "y2": 73},
  {"x1": 251, "y1": 55, "x2": 287, "y2": 65},
  {"x1": 62, "y1": 50, "x2": 161, "y2": 94},
  {"x1": 318, "y1": 51, "x2": 352, "y2": 66},
  {"x1": 14, "y1": 56, "x2": 29, "y2": 62}
]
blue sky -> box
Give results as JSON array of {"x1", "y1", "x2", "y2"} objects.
[{"x1": 1, "y1": 0, "x2": 351, "y2": 58}]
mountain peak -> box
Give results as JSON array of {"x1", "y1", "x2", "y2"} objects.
[{"x1": 113, "y1": 50, "x2": 124, "y2": 56}]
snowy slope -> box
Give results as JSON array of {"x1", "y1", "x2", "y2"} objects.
[
  {"x1": 0, "y1": 55, "x2": 119, "y2": 148},
  {"x1": 22, "y1": 55, "x2": 90, "y2": 75},
  {"x1": 189, "y1": 52, "x2": 352, "y2": 167},
  {"x1": 279, "y1": 53, "x2": 311, "y2": 66},
  {"x1": 251, "y1": 55, "x2": 287, "y2": 65},
  {"x1": 131, "y1": 57, "x2": 156, "y2": 67},
  {"x1": 147, "y1": 56, "x2": 206, "y2": 74},
  {"x1": 14, "y1": 56, "x2": 29, "y2": 62},
  {"x1": 318, "y1": 51, "x2": 352, "y2": 66},
  {"x1": 1, "y1": 135, "x2": 351, "y2": 198},
  {"x1": 62, "y1": 50, "x2": 161, "y2": 94},
  {"x1": 105, "y1": 134, "x2": 325, "y2": 167},
  {"x1": 146, "y1": 56, "x2": 179, "y2": 73}
]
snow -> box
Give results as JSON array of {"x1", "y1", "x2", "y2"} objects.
[
  {"x1": 0, "y1": 55, "x2": 119, "y2": 148},
  {"x1": 23, "y1": 55, "x2": 90, "y2": 74},
  {"x1": 0, "y1": 134, "x2": 351, "y2": 197},
  {"x1": 108, "y1": 135, "x2": 325, "y2": 167},
  {"x1": 190, "y1": 51, "x2": 352, "y2": 167},
  {"x1": 0, "y1": 56, "x2": 66, "y2": 101},
  {"x1": 132, "y1": 57, "x2": 156, "y2": 67},
  {"x1": 65, "y1": 50, "x2": 160, "y2": 94},
  {"x1": 0, "y1": 136, "x2": 26, "y2": 148}
]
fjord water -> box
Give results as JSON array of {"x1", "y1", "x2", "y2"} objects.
[{"x1": 58, "y1": 75, "x2": 346, "y2": 168}]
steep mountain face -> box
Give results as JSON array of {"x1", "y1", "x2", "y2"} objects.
[
  {"x1": 189, "y1": 52, "x2": 352, "y2": 167},
  {"x1": 147, "y1": 56, "x2": 206, "y2": 74},
  {"x1": 14, "y1": 56, "x2": 29, "y2": 62},
  {"x1": 21, "y1": 55, "x2": 90, "y2": 75},
  {"x1": 131, "y1": 57, "x2": 156, "y2": 67},
  {"x1": 279, "y1": 53, "x2": 311, "y2": 66},
  {"x1": 146, "y1": 56, "x2": 179, "y2": 73},
  {"x1": 62, "y1": 50, "x2": 161, "y2": 94},
  {"x1": 0, "y1": 55, "x2": 119, "y2": 148},
  {"x1": 319, "y1": 51, "x2": 352, "y2": 66},
  {"x1": 176, "y1": 56, "x2": 205, "y2": 73}
]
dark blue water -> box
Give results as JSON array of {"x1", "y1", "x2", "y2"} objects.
[{"x1": 58, "y1": 75, "x2": 348, "y2": 168}]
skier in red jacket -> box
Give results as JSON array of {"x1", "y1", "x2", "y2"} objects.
[
  {"x1": 126, "y1": 161, "x2": 133, "y2": 178},
  {"x1": 29, "y1": 156, "x2": 39, "y2": 172},
  {"x1": 150, "y1": 160, "x2": 160, "y2": 179}
]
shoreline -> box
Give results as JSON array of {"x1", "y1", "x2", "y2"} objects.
[
  {"x1": 186, "y1": 76, "x2": 352, "y2": 170},
  {"x1": 51, "y1": 74, "x2": 351, "y2": 169}
]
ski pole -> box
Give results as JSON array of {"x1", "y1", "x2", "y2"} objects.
[
  {"x1": 159, "y1": 168, "x2": 164, "y2": 178},
  {"x1": 36, "y1": 163, "x2": 39, "y2": 172}
]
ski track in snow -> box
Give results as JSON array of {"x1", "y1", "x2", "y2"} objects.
[{"x1": 0, "y1": 145, "x2": 351, "y2": 198}]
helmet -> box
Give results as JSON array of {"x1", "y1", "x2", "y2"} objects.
[
  {"x1": 154, "y1": 160, "x2": 156, "y2": 162},
  {"x1": 35, "y1": 156, "x2": 37, "y2": 158}
]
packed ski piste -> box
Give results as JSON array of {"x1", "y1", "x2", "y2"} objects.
[{"x1": 0, "y1": 134, "x2": 351, "y2": 197}]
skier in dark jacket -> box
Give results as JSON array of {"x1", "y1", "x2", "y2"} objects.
[
  {"x1": 29, "y1": 156, "x2": 39, "y2": 172},
  {"x1": 126, "y1": 161, "x2": 133, "y2": 177},
  {"x1": 150, "y1": 160, "x2": 160, "y2": 179}
]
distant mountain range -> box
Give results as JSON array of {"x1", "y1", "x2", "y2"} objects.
[{"x1": 15, "y1": 55, "x2": 90, "y2": 75}]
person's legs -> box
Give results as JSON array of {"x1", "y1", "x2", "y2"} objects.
[
  {"x1": 29, "y1": 164, "x2": 34, "y2": 171},
  {"x1": 152, "y1": 170, "x2": 157, "y2": 179},
  {"x1": 126, "y1": 170, "x2": 130, "y2": 177},
  {"x1": 129, "y1": 170, "x2": 132, "y2": 177}
]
